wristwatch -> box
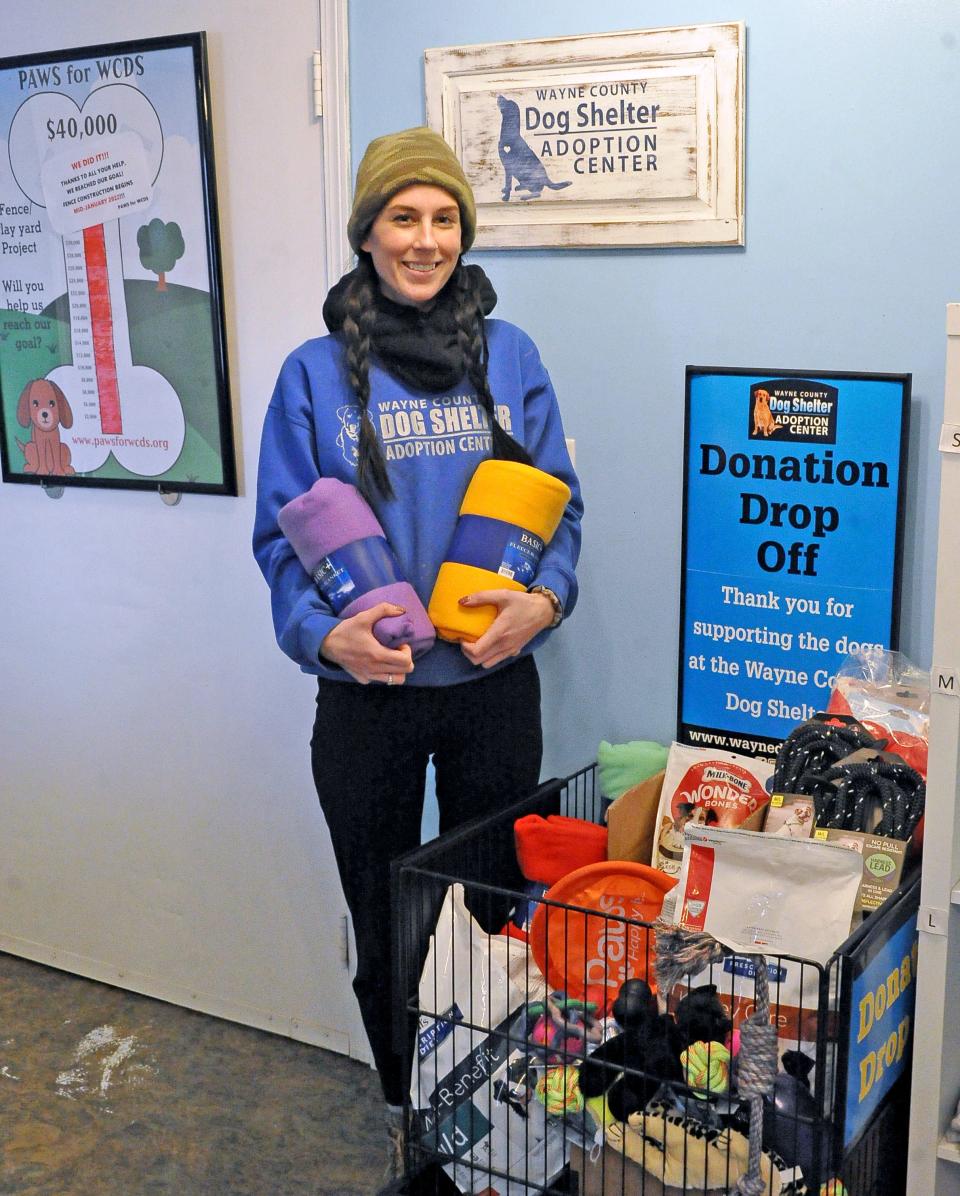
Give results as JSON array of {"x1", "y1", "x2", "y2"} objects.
[{"x1": 528, "y1": 584, "x2": 563, "y2": 628}]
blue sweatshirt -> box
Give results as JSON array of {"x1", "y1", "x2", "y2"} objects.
[{"x1": 252, "y1": 319, "x2": 583, "y2": 686}]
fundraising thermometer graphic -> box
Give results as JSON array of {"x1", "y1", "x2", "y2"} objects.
[{"x1": 8, "y1": 84, "x2": 185, "y2": 475}]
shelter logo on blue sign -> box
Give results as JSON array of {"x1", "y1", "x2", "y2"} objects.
[{"x1": 748, "y1": 380, "x2": 838, "y2": 444}]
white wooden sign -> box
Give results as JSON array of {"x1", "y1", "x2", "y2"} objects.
[{"x1": 424, "y1": 23, "x2": 744, "y2": 249}]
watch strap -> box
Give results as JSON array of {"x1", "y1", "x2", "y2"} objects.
[{"x1": 529, "y1": 584, "x2": 563, "y2": 628}]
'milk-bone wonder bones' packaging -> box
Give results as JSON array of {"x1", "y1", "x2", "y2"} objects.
[{"x1": 652, "y1": 742, "x2": 774, "y2": 876}]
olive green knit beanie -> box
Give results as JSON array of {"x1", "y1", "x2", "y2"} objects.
[{"x1": 348, "y1": 126, "x2": 477, "y2": 254}]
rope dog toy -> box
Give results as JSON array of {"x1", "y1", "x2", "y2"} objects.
[
  {"x1": 733, "y1": 957, "x2": 778, "y2": 1195},
  {"x1": 654, "y1": 923, "x2": 777, "y2": 1196}
]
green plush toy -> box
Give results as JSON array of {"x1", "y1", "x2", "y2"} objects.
[{"x1": 598, "y1": 740, "x2": 669, "y2": 799}]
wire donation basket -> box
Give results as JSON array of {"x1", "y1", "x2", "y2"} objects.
[{"x1": 390, "y1": 764, "x2": 919, "y2": 1196}]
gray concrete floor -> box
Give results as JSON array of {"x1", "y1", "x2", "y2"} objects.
[{"x1": 0, "y1": 951, "x2": 387, "y2": 1195}]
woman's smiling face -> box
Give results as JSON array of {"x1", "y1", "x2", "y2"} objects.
[{"x1": 362, "y1": 184, "x2": 462, "y2": 307}]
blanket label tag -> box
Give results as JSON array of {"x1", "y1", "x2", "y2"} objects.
[
  {"x1": 313, "y1": 535, "x2": 404, "y2": 612},
  {"x1": 447, "y1": 515, "x2": 544, "y2": 585}
]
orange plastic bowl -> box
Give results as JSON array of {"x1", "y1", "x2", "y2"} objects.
[{"x1": 528, "y1": 860, "x2": 677, "y2": 1005}]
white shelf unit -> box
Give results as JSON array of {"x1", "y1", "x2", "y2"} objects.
[
  {"x1": 939, "y1": 1140, "x2": 960, "y2": 1166},
  {"x1": 906, "y1": 305, "x2": 960, "y2": 1194}
]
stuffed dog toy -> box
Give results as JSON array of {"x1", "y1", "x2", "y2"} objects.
[
  {"x1": 672, "y1": 984, "x2": 731, "y2": 1052},
  {"x1": 578, "y1": 979, "x2": 683, "y2": 1121},
  {"x1": 16, "y1": 378, "x2": 75, "y2": 476}
]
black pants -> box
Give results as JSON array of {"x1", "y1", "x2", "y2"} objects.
[{"x1": 310, "y1": 655, "x2": 543, "y2": 1105}]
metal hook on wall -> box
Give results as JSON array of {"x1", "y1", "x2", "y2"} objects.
[
  {"x1": 158, "y1": 486, "x2": 182, "y2": 507},
  {"x1": 40, "y1": 480, "x2": 65, "y2": 500}
]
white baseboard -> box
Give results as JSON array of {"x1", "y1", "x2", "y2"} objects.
[{"x1": 0, "y1": 931, "x2": 358, "y2": 1058}]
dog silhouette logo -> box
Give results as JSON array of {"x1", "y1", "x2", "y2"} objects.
[
  {"x1": 336, "y1": 404, "x2": 361, "y2": 466},
  {"x1": 497, "y1": 96, "x2": 572, "y2": 202}
]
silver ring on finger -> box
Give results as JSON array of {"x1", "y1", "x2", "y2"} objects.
[{"x1": 386, "y1": 673, "x2": 394, "y2": 686}]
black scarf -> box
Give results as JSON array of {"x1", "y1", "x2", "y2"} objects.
[{"x1": 322, "y1": 262, "x2": 497, "y2": 393}]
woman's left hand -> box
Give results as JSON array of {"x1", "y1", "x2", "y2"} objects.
[{"x1": 458, "y1": 589, "x2": 556, "y2": 669}]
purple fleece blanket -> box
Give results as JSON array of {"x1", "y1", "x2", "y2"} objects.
[{"x1": 278, "y1": 478, "x2": 435, "y2": 658}]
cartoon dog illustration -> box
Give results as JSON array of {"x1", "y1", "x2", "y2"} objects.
[
  {"x1": 752, "y1": 388, "x2": 781, "y2": 437},
  {"x1": 16, "y1": 378, "x2": 75, "y2": 476},
  {"x1": 496, "y1": 96, "x2": 572, "y2": 202}
]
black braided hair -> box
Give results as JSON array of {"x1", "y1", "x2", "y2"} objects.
[
  {"x1": 341, "y1": 255, "x2": 394, "y2": 503},
  {"x1": 452, "y1": 263, "x2": 533, "y2": 469}
]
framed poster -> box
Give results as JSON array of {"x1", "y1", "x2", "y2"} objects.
[
  {"x1": 0, "y1": 32, "x2": 236, "y2": 495},
  {"x1": 679, "y1": 367, "x2": 910, "y2": 757},
  {"x1": 425, "y1": 23, "x2": 744, "y2": 249}
]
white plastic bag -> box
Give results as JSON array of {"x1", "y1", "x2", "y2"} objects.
[
  {"x1": 672, "y1": 824, "x2": 861, "y2": 964},
  {"x1": 411, "y1": 884, "x2": 559, "y2": 1194}
]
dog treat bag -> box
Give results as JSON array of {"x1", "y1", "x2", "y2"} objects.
[{"x1": 652, "y1": 743, "x2": 774, "y2": 876}]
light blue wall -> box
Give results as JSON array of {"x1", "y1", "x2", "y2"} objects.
[{"x1": 349, "y1": 1, "x2": 958, "y2": 780}]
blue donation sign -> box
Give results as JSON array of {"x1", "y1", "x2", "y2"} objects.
[
  {"x1": 679, "y1": 368, "x2": 909, "y2": 756},
  {"x1": 843, "y1": 907, "x2": 918, "y2": 1147}
]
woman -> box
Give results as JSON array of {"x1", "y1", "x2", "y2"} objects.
[{"x1": 253, "y1": 126, "x2": 582, "y2": 1179}]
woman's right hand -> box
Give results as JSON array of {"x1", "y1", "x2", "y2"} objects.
[{"x1": 319, "y1": 603, "x2": 415, "y2": 685}]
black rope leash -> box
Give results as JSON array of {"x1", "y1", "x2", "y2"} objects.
[
  {"x1": 772, "y1": 715, "x2": 886, "y2": 795},
  {"x1": 803, "y1": 758, "x2": 925, "y2": 839},
  {"x1": 773, "y1": 715, "x2": 925, "y2": 840}
]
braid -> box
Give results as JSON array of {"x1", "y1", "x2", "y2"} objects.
[
  {"x1": 342, "y1": 257, "x2": 394, "y2": 502},
  {"x1": 454, "y1": 265, "x2": 533, "y2": 466}
]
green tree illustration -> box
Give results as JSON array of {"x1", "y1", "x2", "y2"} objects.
[{"x1": 137, "y1": 218, "x2": 185, "y2": 292}]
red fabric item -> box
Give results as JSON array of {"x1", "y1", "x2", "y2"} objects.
[
  {"x1": 514, "y1": 814, "x2": 608, "y2": 885},
  {"x1": 826, "y1": 690, "x2": 928, "y2": 777},
  {"x1": 499, "y1": 922, "x2": 530, "y2": 943}
]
